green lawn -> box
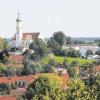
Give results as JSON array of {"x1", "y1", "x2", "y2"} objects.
[{"x1": 41, "y1": 56, "x2": 94, "y2": 65}]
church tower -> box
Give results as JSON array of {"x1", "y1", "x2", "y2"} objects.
[{"x1": 16, "y1": 12, "x2": 22, "y2": 47}]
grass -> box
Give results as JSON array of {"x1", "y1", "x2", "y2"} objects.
[{"x1": 41, "y1": 56, "x2": 94, "y2": 65}]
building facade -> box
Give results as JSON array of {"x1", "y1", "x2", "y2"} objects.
[{"x1": 12, "y1": 13, "x2": 40, "y2": 48}]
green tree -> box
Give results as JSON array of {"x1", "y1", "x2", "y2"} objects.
[
  {"x1": 0, "y1": 38, "x2": 8, "y2": 51},
  {"x1": 47, "y1": 37, "x2": 61, "y2": 51},
  {"x1": 29, "y1": 39, "x2": 50, "y2": 61},
  {"x1": 25, "y1": 74, "x2": 64, "y2": 100},
  {"x1": 86, "y1": 50, "x2": 93, "y2": 58},
  {"x1": 21, "y1": 66, "x2": 33, "y2": 76},
  {"x1": 67, "y1": 49, "x2": 81, "y2": 58},
  {"x1": 53, "y1": 31, "x2": 67, "y2": 46},
  {"x1": 98, "y1": 42, "x2": 100, "y2": 47},
  {"x1": 83, "y1": 73, "x2": 100, "y2": 100},
  {"x1": 6, "y1": 66, "x2": 15, "y2": 77},
  {"x1": 95, "y1": 50, "x2": 100, "y2": 55},
  {"x1": 66, "y1": 78, "x2": 86, "y2": 100},
  {"x1": 66, "y1": 36, "x2": 72, "y2": 44},
  {"x1": 0, "y1": 83, "x2": 11, "y2": 95}
]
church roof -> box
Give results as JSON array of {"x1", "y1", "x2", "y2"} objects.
[{"x1": 12, "y1": 32, "x2": 40, "y2": 40}]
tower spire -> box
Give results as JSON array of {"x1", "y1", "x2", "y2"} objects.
[
  {"x1": 16, "y1": 11, "x2": 21, "y2": 22},
  {"x1": 16, "y1": 11, "x2": 22, "y2": 47},
  {"x1": 18, "y1": 11, "x2": 20, "y2": 18}
]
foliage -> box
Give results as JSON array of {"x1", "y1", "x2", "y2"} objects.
[
  {"x1": 80, "y1": 63, "x2": 96, "y2": 77},
  {"x1": 62, "y1": 58, "x2": 68, "y2": 68},
  {"x1": 98, "y1": 42, "x2": 100, "y2": 47},
  {"x1": 0, "y1": 38, "x2": 8, "y2": 51},
  {"x1": 47, "y1": 37, "x2": 61, "y2": 51},
  {"x1": 16, "y1": 96, "x2": 24, "y2": 100},
  {"x1": 83, "y1": 73, "x2": 100, "y2": 100},
  {"x1": 67, "y1": 49, "x2": 81, "y2": 58},
  {"x1": 31, "y1": 64, "x2": 43, "y2": 74},
  {"x1": 16, "y1": 68, "x2": 22, "y2": 76},
  {"x1": 0, "y1": 83, "x2": 10, "y2": 95},
  {"x1": 86, "y1": 50, "x2": 93, "y2": 58},
  {"x1": 0, "y1": 63, "x2": 5, "y2": 70},
  {"x1": 43, "y1": 64, "x2": 55, "y2": 73},
  {"x1": 95, "y1": 50, "x2": 100, "y2": 55},
  {"x1": 66, "y1": 78, "x2": 86, "y2": 100},
  {"x1": 66, "y1": 36, "x2": 72, "y2": 44},
  {"x1": 11, "y1": 80, "x2": 27, "y2": 89},
  {"x1": 42, "y1": 56, "x2": 93, "y2": 65},
  {"x1": 29, "y1": 39, "x2": 50, "y2": 61},
  {"x1": 25, "y1": 74, "x2": 64, "y2": 100},
  {"x1": 53, "y1": 49, "x2": 67, "y2": 56},
  {"x1": 71, "y1": 60, "x2": 79, "y2": 66},
  {"x1": 53, "y1": 31, "x2": 67, "y2": 46},
  {"x1": 5, "y1": 66, "x2": 15, "y2": 77},
  {"x1": 21, "y1": 66, "x2": 33, "y2": 76},
  {"x1": 48, "y1": 59, "x2": 56, "y2": 66},
  {"x1": 0, "y1": 49, "x2": 9, "y2": 64}
]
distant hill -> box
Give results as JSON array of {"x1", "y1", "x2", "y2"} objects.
[
  {"x1": 72, "y1": 37, "x2": 100, "y2": 42},
  {"x1": 45, "y1": 37, "x2": 100, "y2": 42}
]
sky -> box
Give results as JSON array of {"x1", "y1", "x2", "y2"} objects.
[{"x1": 0, "y1": 0, "x2": 100, "y2": 38}]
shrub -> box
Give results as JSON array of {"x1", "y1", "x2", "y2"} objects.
[{"x1": 25, "y1": 74, "x2": 63, "y2": 100}]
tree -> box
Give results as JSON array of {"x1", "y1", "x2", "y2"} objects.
[
  {"x1": 25, "y1": 74, "x2": 64, "y2": 100},
  {"x1": 86, "y1": 50, "x2": 93, "y2": 58},
  {"x1": 0, "y1": 49, "x2": 9, "y2": 64},
  {"x1": 5, "y1": 66, "x2": 15, "y2": 77},
  {"x1": 16, "y1": 68, "x2": 22, "y2": 76},
  {"x1": 53, "y1": 31, "x2": 67, "y2": 46},
  {"x1": 98, "y1": 42, "x2": 100, "y2": 47},
  {"x1": 67, "y1": 49, "x2": 81, "y2": 58},
  {"x1": 29, "y1": 39, "x2": 50, "y2": 61},
  {"x1": 62, "y1": 58, "x2": 68, "y2": 69},
  {"x1": 71, "y1": 60, "x2": 79, "y2": 66},
  {"x1": 21, "y1": 66, "x2": 33, "y2": 76},
  {"x1": 47, "y1": 37, "x2": 61, "y2": 52},
  {"x1": 0, "y1": 37, "x2": 8, "y2": 51},
  {"x1": 95, "y1": 50, "x2": 100, "y2": 55},
  {"x1": 66, "y1": 78, "x2": 86, "y2": 100},
  {"x1": 0, "y1": 83, "x2": 10, "y2": 95},
  {"x1": 83, "y1": 73, "x2": 100, "y2": 100},
  {"x1": 66, "y1": 36, "x2": 72, "y2": 44}
]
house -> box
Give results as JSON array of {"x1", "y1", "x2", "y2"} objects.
[
  {"x1": 11, "y1": 12, "x2": 43, "y2": 48},
  {"x1": 87, "y1": 54, "x2": 100, "y2": 62},
  {"x1": 12, "y1": 32, "x2": 40, "y2": 48}
]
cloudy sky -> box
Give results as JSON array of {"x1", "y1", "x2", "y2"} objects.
[{"x1": 0, "y1": 0, "x2": 100, "y2": 38}]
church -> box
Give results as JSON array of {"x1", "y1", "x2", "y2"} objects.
[{"x1": 12, "y1": 13, "x2": 43, "y2": 48}]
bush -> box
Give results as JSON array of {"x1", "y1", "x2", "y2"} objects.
[
  {"x1": 25, "y1": 74, "x2": 63, "y2": 100},
  {"x1": 16, "y1": 68, "x2": 22, "y2": 76},
  {"x1": 0, "y1": 83, "x2": 10, "y2": 95},
  {"x1": 71, "y1": 60, "x2": 79, "y2": 66},
  {"x1": 21, "y1": 66, "x2": 33, "y2": 76},
  {"x1": 5, "y1": 67, "x2": 15, "y2": 77},
  {"x1": 12, "y1": 80, "x2": 27, "y2": 89},
  {"x1": 66, "y1": 78, "x2": 86, "y2": 100}
]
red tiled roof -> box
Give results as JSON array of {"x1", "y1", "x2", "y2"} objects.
[
  {"x1": 0, "y1": 96, "x2": 16, "y2": 100},
  {"x1": 22, "y1": 32, "x2": 39, "y2": 40},
  {"x1": 12, "y1": 32, "x2": 40, "y2": 40},
  {"x1": 8, "y1": 55, "x2": 23, "y2": 63},
  {"x1": 0, "y1": 75, "x2": 36, "y2": 84},
  {"x1": 95, "y1": 66, "x2": 100, "y2": 72}
]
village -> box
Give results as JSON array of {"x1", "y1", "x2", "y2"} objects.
[
  {"x1": 0, "y1": 0, "x2": 100, "y2": 99},
  {"x1": 0, "y1": 11, "x2": 99, "y2": 100}
]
